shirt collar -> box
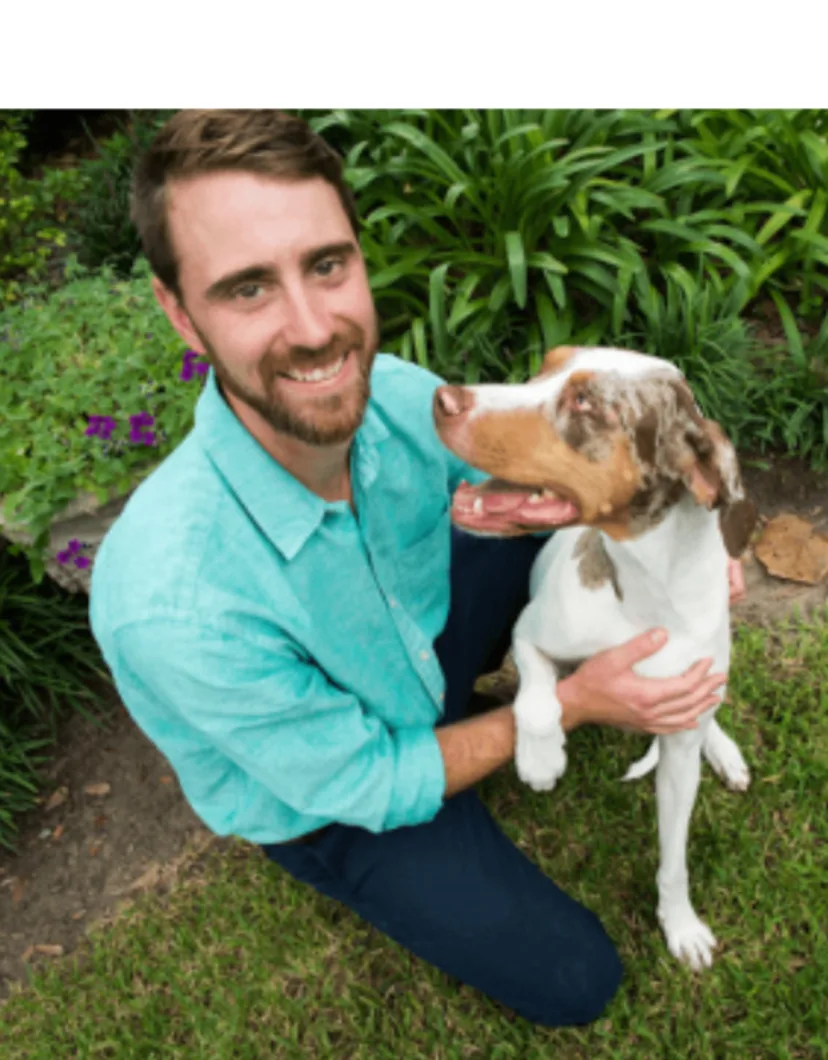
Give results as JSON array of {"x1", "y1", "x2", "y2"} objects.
[{"x1": 193, "y1": 367, "x2": 389, "y2": 561}]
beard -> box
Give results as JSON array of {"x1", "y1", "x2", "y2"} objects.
[{"x1": 192, "y1": 315, "x2": 378, "y2": 447}]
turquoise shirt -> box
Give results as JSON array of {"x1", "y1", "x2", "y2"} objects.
[{"x1": 89, "y1": 355, "x2": 485, "y2": 843}]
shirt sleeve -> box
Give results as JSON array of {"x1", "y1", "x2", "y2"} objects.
[{"x1": 112, "y1": 617, "x2": 447, "y2": 833}]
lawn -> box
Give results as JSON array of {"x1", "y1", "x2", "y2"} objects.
[{"x1": 1, "y1": 615, "x2": 825, "y2": 1059}]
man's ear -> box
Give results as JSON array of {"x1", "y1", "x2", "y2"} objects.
[{"x1": 152, "y1": 277, "x2": 204, "y2": 353}]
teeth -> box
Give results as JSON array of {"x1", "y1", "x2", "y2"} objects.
[
  {"x1": 543, "y1": 489, "x2": 558, "y2": 498},
  {"x1": 473, "y1": 497, "x2": 484, "y2": 514},
  {"x1": 286, "y1": 354, "x2": 346, "y2": 382},
  {"x1": 527, "y1": 493, "x2": 543, "y2": 504}
]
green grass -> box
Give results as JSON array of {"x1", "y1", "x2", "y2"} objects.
[{"x1": 1, "y1": 615, "x2": 826, "y2": 1058}]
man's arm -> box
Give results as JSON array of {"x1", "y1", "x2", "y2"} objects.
[{"x1": 436, "y1": 628, "x2": 728, "y2": 797}]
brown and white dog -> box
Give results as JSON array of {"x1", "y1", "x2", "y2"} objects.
[{"x1": 433, "y1": 345, "x2": 757, "y2": 971}]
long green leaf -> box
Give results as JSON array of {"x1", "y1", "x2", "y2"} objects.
[{"x1": 504, "y1": 231, "x2": 528, "y2": 309}]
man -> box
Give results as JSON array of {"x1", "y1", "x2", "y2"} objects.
[{"x1": 89, "y1": 110, "x2": 740, "y2": 1027}]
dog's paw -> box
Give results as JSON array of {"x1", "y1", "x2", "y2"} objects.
[
  {"x1": 515, "y1": 725, "x2": 567, "y2": 793},
  {"x1": 703, "y1": 726, "x2": 751, "y2": 792},
  {"x1": 658, "y1": 904, "x2": 718, "y2": 971}
]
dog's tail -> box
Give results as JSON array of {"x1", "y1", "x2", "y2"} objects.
[{"x1": 622, "y1": 737, "x2": 659, "y2": 781}]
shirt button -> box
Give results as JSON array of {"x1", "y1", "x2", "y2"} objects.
[
  {"x1": 420, "y1": 650, "x2": 429, "y2": 661},
  {"x1": 438, "y1": 692, "x2": 445, "y2": 702},
  {"x1": 389, "y1": 598, "x2": 398, "y2": 608}
]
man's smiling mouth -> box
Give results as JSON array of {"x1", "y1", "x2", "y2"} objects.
[
  {"x1": 275, "y1": 351, "x2": 354, "y2": 390},
  {"x1": 279, "y1": 351, "x2": 350, "y2": 385}
]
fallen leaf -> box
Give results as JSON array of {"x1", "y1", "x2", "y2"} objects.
[
  {"x1": 72, "y1": 909, "x2": 86, "y2": 921},
  {"x1": 38, "y1": 828, "x2": 52, "y2": 841},
  {"x1": 12, "y1": 878, "x2": 25, "y2": 904},
  {"x1": 20, "y1": 946, "x2": 35, "y2": 963},
  {"x1": 88, "y1": 843, "x2": 102, "y2": 857},
  {"x1": 123, "y1": 862, "x2": 163, "y2": 894},
  {"x1": 84, "y1": 782, "x2": 111, "y2": 797},
  {"x1": 52, "y1": 824, "x2": 64, "y2": 840},
  {"x1": 44, "y1": 786, "x2": 69, "y2": 812},
  {"x1": 35, "y1": 944, "x2": 65, "y2": 958},
  {"x1": 754, "y1": 514, "x2": 828, "y2": 585}
]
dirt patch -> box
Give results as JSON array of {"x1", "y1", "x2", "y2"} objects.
[
  {"x1": 0, "y1": 452, "x2": 825, "y2": 1000},
  {"x1": 0, "y1": 689, "x2": 225, "y2": 999}
]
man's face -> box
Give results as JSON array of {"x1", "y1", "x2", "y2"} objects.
[{"x1": 156, "y1": 171, "x2": 379, "y2": 446}]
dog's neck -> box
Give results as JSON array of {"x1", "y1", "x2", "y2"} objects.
[{"x1": 601, "y1": 494, "x2": 729, "y2": 635}]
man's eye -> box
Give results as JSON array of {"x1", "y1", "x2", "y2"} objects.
[
  {"x1": 234, "y1": 283, "x2": 263, "y2": 300},
  {"x1": 315, "y1": 257, "x2": 342, "y2": 278}
]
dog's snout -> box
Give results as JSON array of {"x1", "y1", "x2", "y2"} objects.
[{"x1": 434, "y1": 385, "x2": 475, "y2": 419}]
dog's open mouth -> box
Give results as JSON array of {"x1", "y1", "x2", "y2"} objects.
[{"x1": 451, "y1": 479, "x2": 581, "y2": 534}]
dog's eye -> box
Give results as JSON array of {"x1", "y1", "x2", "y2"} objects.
[{"x1": 572, "y1": 391, "x2": 591, "y2": 411}]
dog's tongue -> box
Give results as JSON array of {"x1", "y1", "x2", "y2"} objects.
[{"x1": 452, "y1": 481, "x2": 578, "y2": 529}]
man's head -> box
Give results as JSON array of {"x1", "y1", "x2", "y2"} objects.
[{"x1": 132, "y1": 110, "x2": 379, "y2": 447}]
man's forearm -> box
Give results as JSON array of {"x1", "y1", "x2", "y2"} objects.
[{"x1": 435, "y1": 676, "x2": 583, "y2": 798}]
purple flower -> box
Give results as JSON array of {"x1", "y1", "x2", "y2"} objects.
[
  {"x1": 57, "y1": 539, "x2": 88, "y2": 566},
  {"x1": 180, "y1": 349, "x2": 208, "y2": 381},
  {"x1": 85, "y1": 415, "x2": 117, "y2": 440}
]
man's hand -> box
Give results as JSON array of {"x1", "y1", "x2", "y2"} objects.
[
  {"x1": 559, "y1": 629, "x2": 726, "y2": 736},
  {"x1": 728, "y1": 557, "x2": 746, "y2": 604}
]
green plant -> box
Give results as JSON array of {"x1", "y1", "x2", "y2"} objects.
[
  {"x1": 0, "y1": 257, "x2": 202, "y2": 581},
  {"x1": 0, "y1": 112, "x2": 84, "y2": 302},
  {"x1": 308, "y1": 109, "x2": 828, "y2": 463},
  {"x1": 0, "y1": 543, "x2": 110, "y2": 851},
  {"x1": 66, "y1": 110, "x2": 171, "y2": 277}
]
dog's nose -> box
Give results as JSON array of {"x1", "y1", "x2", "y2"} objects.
[{"x1": 434, "y1": 384, "x2": 475, "y2": 419}]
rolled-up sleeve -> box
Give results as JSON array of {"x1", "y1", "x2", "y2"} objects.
[{"x1": 112, "y1": 618, "x2": 446, "y2": 834}]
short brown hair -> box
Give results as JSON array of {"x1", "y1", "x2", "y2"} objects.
[{"x1": 131, "y1": 109, "x2": 359, "y2": 301}]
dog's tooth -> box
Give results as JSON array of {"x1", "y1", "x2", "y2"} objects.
[
  {"x1": 473, "y1": 497, "x2": 484, "y2": 514},
  {"x1": 527, "y1": 493, "x2": 543, "y2": 504}
]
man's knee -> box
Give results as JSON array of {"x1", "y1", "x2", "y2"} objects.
[{"x1": 524, "y1": 911, "x2": 623, "y2": 1028}]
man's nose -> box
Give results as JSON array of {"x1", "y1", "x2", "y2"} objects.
[
  {"x1": 434, "y1": 385, "x2": 476, "y2": 421},
  {"x1": 283, "y1": 286, "x2": 336, "y2": 350}
]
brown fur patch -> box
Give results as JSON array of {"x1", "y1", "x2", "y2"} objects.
[
  {"x1": 538, "y1": 346, "x2": 577, "y2": 377},
  {"x1": 464, "y1": 407, "x2": 643, "y2": 525},
  {"x1": 574, "y1": 529, "x2": 623, "y2": 599},
  {"x1": 720, "y1": 498, "x2": 758, "y2": 557}
]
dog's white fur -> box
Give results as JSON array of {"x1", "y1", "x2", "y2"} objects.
[{"x1": 443, "y1": 348, "x2": 752, "y2": 971}]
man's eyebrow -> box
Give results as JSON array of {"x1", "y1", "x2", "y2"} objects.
[
  {"x1": 204, "y1": 242, "x2": 358, "y2": 303},
  {"x1": 301, "y1": 241, "x2": 358, "y2": 270},
  {"x1": 204, "y1": 265, "x2": 276, "y2": 302}
]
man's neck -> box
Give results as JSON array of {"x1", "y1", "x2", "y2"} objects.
[{"x1": 224, "y1": 389, "x2": 353, "y2": 505}]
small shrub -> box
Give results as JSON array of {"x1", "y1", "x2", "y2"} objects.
[
  {"x1": 0, "y1": 257, "x2": 205, "y2": 580},
  {"x1": 0, "y1": 542, "x2": 109, "y2": 851},
  {"x1": 66, "y1": 110, "x2": 172, "y2": 276},
  {"x1": 0, "y1": 112, "x2": 84, "y2": 302}
]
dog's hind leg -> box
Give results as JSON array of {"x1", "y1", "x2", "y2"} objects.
[
  {"x1": 702, "y1": 716, "x2": 750, "y2": 792},
  {"x1": 655, "y1": 727, "x2": 718, "y2": 970},
  {"x1": 511, "y1": 636, "x2": 567, "y2": 793}
]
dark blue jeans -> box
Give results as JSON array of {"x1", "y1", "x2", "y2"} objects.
[{"x1": 262, "y1": 529, "x2": 622, "y2": 1027}]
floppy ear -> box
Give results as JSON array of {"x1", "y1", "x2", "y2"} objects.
[
  {"x1": 683, "y1": 417, "x2": 757, "y2": 557},
  {"x1": 668, "y1": 380, "x2": 757, "y2": 556}
]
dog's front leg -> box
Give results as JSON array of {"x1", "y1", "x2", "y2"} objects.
[
  {"x1": 511, "y1": 636, "x2": 567, "y2": 792},
  {"x1": 655, "y1": 727, "x2": 717, "y2": 970}
]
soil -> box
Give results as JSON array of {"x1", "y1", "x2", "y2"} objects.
[{"x1": 1, "y1": 453, "x2": 826, "y2": 1001}]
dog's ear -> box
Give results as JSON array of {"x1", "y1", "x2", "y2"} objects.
[{"x1": 671, "y1": 383, "x2": 757, "y2": 557}]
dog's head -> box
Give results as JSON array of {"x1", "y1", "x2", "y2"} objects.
[{"x1": 433, "y1": 345, "x2": 756, "y2": 556}]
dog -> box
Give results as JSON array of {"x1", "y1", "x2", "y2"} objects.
[{"x1": 433, "y1": 345, "x2": 758, "y2": 971}]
